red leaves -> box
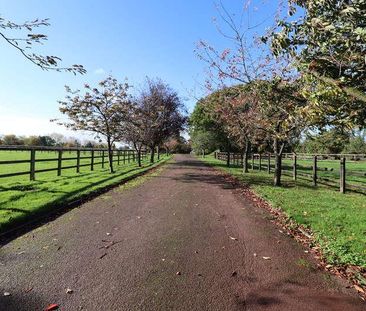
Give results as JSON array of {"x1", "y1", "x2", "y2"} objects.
[{"x1": 45, "y1": 304, "x2": 59, "y2": 311}]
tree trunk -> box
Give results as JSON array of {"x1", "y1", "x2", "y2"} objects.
[
  {"x1": 137, "y1": 149, "x2": 142, "y2": 167},
  {"x1": 243, "y1": 140, "x2": 250, "y2": 173},
  {"x1": 273, "y1": 138, "x2": 285, "y2": 186},
  {"x1": 157, "y1": 146, "x2": 160, "y2": 160},
  {"x1": 107, "y1": 138, "x2": 114, "y2": 173},
  {"x1": 134, "y1": 143, "x2": 142, "y2": 167},
  {"x1": 150, "y1": 146, "x2": 155, "y2": 163}
]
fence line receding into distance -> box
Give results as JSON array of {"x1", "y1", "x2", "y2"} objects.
[
  {"x1": 214, "y1": 152, "x2": 366, "y2": 194},
  {"x1": 0, "y1": 146, "x2": 149, "y2": 181}
]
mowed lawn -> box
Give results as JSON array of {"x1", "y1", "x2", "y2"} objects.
[
  {"x1": 0, "y1": 150, "x2": 171, "y2": 233},
  {"x1": 201, "y1": 155, "x2": 366, "y2": 268}
]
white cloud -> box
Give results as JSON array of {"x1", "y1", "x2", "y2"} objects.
[{"x1": 94, "y1": 68, "x2": 105, "y2": 75}]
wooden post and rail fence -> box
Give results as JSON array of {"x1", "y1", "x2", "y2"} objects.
[
  {"x1": 214, "y1": 151, "x2": 366, "y2": 194},
  {"x1": 0, "y1": 146, "x2": 150, "y2": 181}
]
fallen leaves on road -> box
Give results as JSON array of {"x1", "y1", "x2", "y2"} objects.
[
  {"x1": 354, "y1": 285, "x2": 365, "y2": 293},
  {"x1": 3, "y1": 292, "x2": 11, "y2": 296},
  {"x1": 99, "y1": 253, "x2": 107, "y2": 259},
  {"x1": 229, "y1": 236, "x2": 238, "y2": 241},
  {"x1": 176, "y1": 271, "x2": 181, "y2": 275},
  {"x1": 66, "y1": 288, "x2": 73, "y2": 294},
  {"x1": 25, "y1": 287, "x2": 33, "y2": 293},
  {"x1": 99, "y1": 240, "x2": 122, "y2": 250},
  {"x1": 262, "y1": 257, "x2": 271, "y2": 260},
  {"x1": 44, "y1": 304, "x2": 59, "y2": 311},
  {"x1": 231, "y1": 271, "x2": 237, "y2": 277},
  {"x1": 106, "y1": 232, "x2": 112, "y2": 236}
]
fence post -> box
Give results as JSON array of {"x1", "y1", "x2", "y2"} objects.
[
  {"x1": 76, "y1": 150, "x2": 80, "y2": 173},
  {"x1": 214, "y1": 152, "x2": 217, "y2": 159},
  {"x1": 117, "y1": 150, "x2": 120, "y2": 165},
  {"x1": 293, "y1": 153, "x2": 297, "y2": 181},
  {"x1": 91, "y1": 150, "x2": 94, "y2": 171},
  {"x1": 133, "y1": 150, "x2": 136, "y2": 162},
  {"x1": 259, "y1": 154, "x2": 262, "y2": 171},
  {"x1": 313, "y1": 155, "x2": 317, "y2": 186},
  {"x1": 30, "y1": 149, "x2": 36, "y2": 181},
  {"x1": 57, "y1": 150, "x2": 62, "y2": 176},
  {"x1": 123, "y1": 150, "x2": 126, "y2": 164},
  {"x1": 340, "y1": 157, "x2": 346, "y2": 193},
  {"x1": 252, "y1": 154, "x2": 255, "y2": 170},
  {"x1": 102, "y1": 151, "x2": 105, "y2": 169},
  {"x1": 268, "y1": 153, "x2": 271, "y2": 174}
]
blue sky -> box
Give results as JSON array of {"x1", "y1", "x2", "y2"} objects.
[{"x1": 0, "y1": 0, "x2": 280, "y2": 139}]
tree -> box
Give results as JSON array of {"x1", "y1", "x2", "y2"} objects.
[
  {"x1": 123, "y1": 104, "x2": 147, "y2": 167},
  {"x1": 297, "y1": 129, "x2": 351, "y2": 154},
  {"x1": 24, "y1": 135, "x2": 41, "y2": 146},
  {"x1": 49, "y1": 133, "x2": 65, "y2": 146},
  {"x1": 2, "y1": 134, "x2": 24, "y2": 145},
  {"x1": 38, "y1": 136, "x2": 56, "y2": 146},
  {"x1": 189, "y1": 99, "x2": 233, "y2": 162},
  {"x1": 136, "y1": 79, "x2": 186, "y2": 163},
  {"x1": 165, "y1": 136, "x2": 191, "y2": 154},
  {"x1": 195, "y1": 1, "x2": 305, "y2": 183},
  {"x1": 269, "y1": 0, "x2": 366, "y2": 127},
  {"x1": 343, "y1": 132, "x2": 366, "y2": 154},
  {"x1": 191, "y1": 130, "x2": 217, "y2": 157},
  {"x1": 200, "y1": 84, "x2": 258, "y2": 172},
  {"x1": 0, "y1": 16, "x2": 85, "y2": 74},
  {"x1": 249, "y1": 79, "x2": 306, "y2": 186},
  {"x1": 56, "y1": 76, "x2": 131, "y2": 173}
]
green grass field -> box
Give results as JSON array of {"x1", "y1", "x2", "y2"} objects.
[
  {"x1": 201, "y1": 155, "x2": 366, "y2": 268},
  {"x1": 0, "y1": 150, "x2": 171, "y2": 233}
]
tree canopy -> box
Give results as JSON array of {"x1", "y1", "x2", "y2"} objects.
[
  {"x1": 269, "y1": 0, "x2": 366, "y2": 127},
  {"x1": 56, "y1": 76, "x2": 132, "y2": 173}
]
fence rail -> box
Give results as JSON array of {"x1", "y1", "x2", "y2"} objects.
[
  {"x1": 214, "y1": 152, "x2": 366, "y2": 194},
  {"x1": 0, "y1": 146, "x2": 149, "y2": 181}
]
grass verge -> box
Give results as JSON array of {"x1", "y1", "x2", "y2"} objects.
[
  {"x1": 200, "y1": 155, "x2": 366, "y2": 268},
  {"x1": 0, "y1": 155, "x2": 172, "y2": 234}
]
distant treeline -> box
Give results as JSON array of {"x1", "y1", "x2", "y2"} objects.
[
  {"x1": 0, "y1": 133, "x2": 107, "y2": 148},
  {"x1": 296, "y1": 130, "x2": 366, "y2": 155}
]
